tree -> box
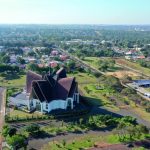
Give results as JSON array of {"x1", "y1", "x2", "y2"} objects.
[
  {"x1": 66, "y1": 60, "x2": 76, "y2": 72},
  {"x1": 17, "y1": 57, "x2": 25, "y2": 64},
  {"x1": 1, "y1": 55, "x2": 10, "y2": 63},
  {"x1": 27, "y1": 63, "x2": 38, "y2": 71},
  {"x1": 103, "y1": 75, "x2": 122, "y2": 91},
  {"x1": 27, "y1": 51, "x2": 36, "y2": 57},
  {"x1": 97, "y1": 59, "x2": 115, "y2": 72}
]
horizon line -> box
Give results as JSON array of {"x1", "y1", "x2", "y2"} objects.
[{"x1": 0, "y1": 23, "x2": 150, "y2": 26}]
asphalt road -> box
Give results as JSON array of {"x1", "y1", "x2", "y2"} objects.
[
  {"x1": 58, "y1": 48, "x2": 106, "y2": 75},
  {"x1": 0, "y1": 87, "x2": 6, "y2": 150}
]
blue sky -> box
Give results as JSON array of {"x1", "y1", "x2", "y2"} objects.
[{"x1": 0, "y1": 0, "x2": 150, "y2": 24}]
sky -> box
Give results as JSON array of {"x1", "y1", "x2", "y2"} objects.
[{"x1": 0, "y1": 0, "x2": 150, "y2": 24}]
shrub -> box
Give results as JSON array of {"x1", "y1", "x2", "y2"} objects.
[
  {"x1": 25, "y1": 124, "x2": 40, "y2": 136},
  {"x1": 6, "y1": 134, "x2": 27, "y2": 149},
  {"x1": 84, "y1": 86, "x2": 91, "y2": 94},
  {"x1": 2, "y1": 125, "x2": 17, "y2": 138},
  {"x1": 121, "y1": 88, "x2": 136, "y2": 96}
]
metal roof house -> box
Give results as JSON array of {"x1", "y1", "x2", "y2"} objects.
[{"x1": 133, "y1": 80, "x2": 150, "y2": 87}]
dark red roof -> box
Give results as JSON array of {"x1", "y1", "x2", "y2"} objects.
[
  {"x1": 56, "y1": 77, "x2": 75, "y2": 100},
  {"x1": 27, "y1": 69, "x2": 77, "y2": 102},
  {"x1": 26, "y1": 71, "x2": 42, "y2": 93},
  {"x1": 56, "y1": 68, "x2": 67, "y2": 79},
  {"x1": 58, "y1": 77, "x2": 74, "y2": 93}
]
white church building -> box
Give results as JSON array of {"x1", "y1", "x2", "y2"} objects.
[{"x1": 9, "y1": 68, "x2": 79, "y2": 113}]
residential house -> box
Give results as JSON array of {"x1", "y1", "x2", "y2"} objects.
[
  {"x1": 51, "y1": 50, "x2": 59, "y2": 56},
  {"x1": 60, "y1": 55, "x2": 68, "y2": 61},
  {"x1": 49, "y1": 61, "x2": 58, "y2": 68}
]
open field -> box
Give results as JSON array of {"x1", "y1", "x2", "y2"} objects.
[
  {"x1": 70, "y1": 72, "x2": 150, "y2": 123},
  {"x1": 68, "y1": 72, "x2": 97, "y2": 84},
  {"x1": 42, "y1": 134, "x2": 120, "y2": 150},
  {"x1": 83, "y1": 57, "x2": 123, "y2": 72},
  {"x1": 79, "y1": 84, "x2": 120, "y2": 111},
  {"x1": 3, "y1": 70, "x2": 150, "y2": 125},
  {"x1": 0, "y1": 72, "x2": 26, "y2": 87},
  {"x1": 9, "y1": 109, "x2": 44, "y2": 118},
  {"x1": 106, "y1": 71, "x2": 140, "y2": 79},
  {"x1": 145, "y1": 88, "x2": 150, "y2": 92},
  {"x1": 83, "y1": 57, "x2": 100, "y2": 69},
  {"x1": 82, "y1": 57, "x2": 141, "y2": 79},
  {"x1": 42, "y1": 133, "x2": 148, "y2": 150},
  {"x1": 69, "y1": 72, "x2": 120, "y2": 111},
  {"x1": 133, "y1": 107, "x2": 150, "y2": 123},
  {"x1": 116, "y1": 59, "x2": 150, "y2": 77}
]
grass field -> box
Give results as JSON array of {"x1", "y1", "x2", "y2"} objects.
[
  {"x1": 83, "y1": 57, "x2": 123, "y2": 72},
  {"x1": 43, "y1": 134, "x2": 120, "y2": 150},
  {"x1": 3, "y1": 69, "x2": 150, "y2": 124},
  {"x1": 9, "y1": 109, "x2": 44, "y2": 118},
  {"x1": 132, "y1": 107, "x2": 150, "y2": 123},
  {"x1": 0, "y1": 72, "x2": 26, "y2": 87},
  {"x1": 69, "y1": 71, "x2": 150, "y2": 121},
  {"x1": 82, "y1": 57, "x2": 143, "y2": 79},
  {"x1": 80, "y1": 83, "x2": 120, "y2": 111},
  {"x1": 83, "y1": 57, "x2": 100, "y2": 69},
  {"x1": 69, "y1": 71, "x2": 120, "y2": 111},
  {"x1": 116, "y1": 59, "x2": 150, "y2": 77},
  {"x1": 68, "y1": 72, "x2": 97, "y2": 84},
  {"x1": 145, "y1": 87, "x2": 150, "y2": 92},
  {"x1": 42, "y1": 133, "x2": 147, "y2": 150}
]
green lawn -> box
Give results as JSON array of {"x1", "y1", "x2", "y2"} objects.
[
  {"x1": 79, "y1": 83, "x2": 120, "y2": 111},
  {"x1": 68, "y1": 72, "x2": 97, "y2": 84},
  {"x1": 83, "y1": 57, "x2": 100, "y2": 69},
  {"x1": 69, "y1": 71, "x2": 120, "y2": 111},
  {"x1": 2, "y1": 147, "x2": 10, "y2": 150},
  {"x1": 42, "y1": 133, "x2": 147, "y2": 150},
  {"x1": 9, "y1": 109, "x2": 44, "y2": 118},
  {"x1": 83, "y1": 57, "x2": 123, "y2": 72},
  {"x1": 0, "y1": 72, "x2": 26, "y2": 87},
  {"x1": 42, "y1": 134, "x2": 120, "y2": 150},
  {"x1": 145, "y1": 87, "x2": 150, "y2": 92}
]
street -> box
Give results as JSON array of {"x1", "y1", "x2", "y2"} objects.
[{"x1": 0, "y1": 87, "x2": 6, "y2": 150}]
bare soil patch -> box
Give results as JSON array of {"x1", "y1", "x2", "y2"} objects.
[{"x1": 106, "y1": 71, "x2": 139, "y2": 79}]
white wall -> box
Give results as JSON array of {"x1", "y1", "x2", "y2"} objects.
[
  {"x1": 10, "y1": 95, "x2": 78, "y2": 113},
  {"x1": 9, "y1": 97, "x2": 29, "y2": 107},
  {"x1": 43, "y1": 100, "x2": 68, "y2": 112}
]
